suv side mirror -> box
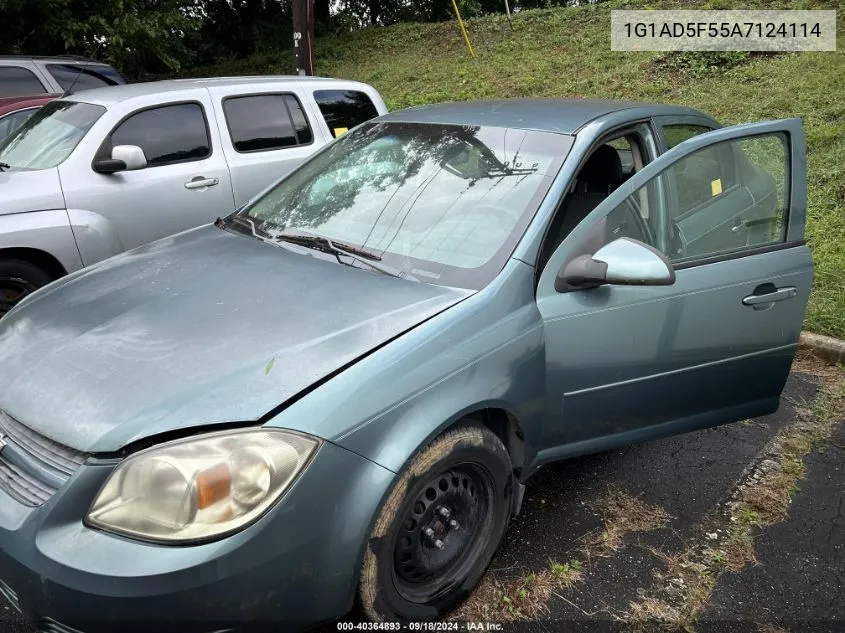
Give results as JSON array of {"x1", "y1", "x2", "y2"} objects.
[
  {"x1": 93, "y1": 145, "x2": 147, "y2": 174},
  {"x1": 557, "y1": 237, "x2": 676, "y2": 291}
]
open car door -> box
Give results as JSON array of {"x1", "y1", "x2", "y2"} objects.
[{"x1": 537, "y1": 118, "x2": 812, "y2": 453}]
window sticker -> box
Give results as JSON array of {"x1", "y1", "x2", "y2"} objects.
[{"x1": 711, "y1": 178, "x2": 723, "y2": 196}]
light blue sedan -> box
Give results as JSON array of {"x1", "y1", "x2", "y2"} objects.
[{"x1": 0, "y1": 99, "x2": 810, "y2": 631}]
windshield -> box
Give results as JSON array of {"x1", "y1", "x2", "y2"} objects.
[
  {"x1": 0, "y1": 100, "x2": 105, "y2": 170},
  {"x1": 240, "y1": 121, "x2": 571, "y2": 289}
]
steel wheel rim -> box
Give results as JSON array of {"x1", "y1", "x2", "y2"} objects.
[
  {"x1": 392, "y1": 463, "x2": 494, "y2": 604},
  {"x1": 0, "y1": 277, "x2": 37, "y2": 318}
]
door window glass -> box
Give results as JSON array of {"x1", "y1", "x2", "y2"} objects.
[
  {"x1": 663, "y1": 124, "x2": 711, "y2": 149},
  {"x1": 46, "y1": 64, "x2": 123, "y2": 92},
  {"x1": 0, "y1": 67, "x2": 46, "y2": 97},
  {"x1": 313, "y1": 90, "x2": 379, "y2": 138},
  {"x1": 223, "y1": 94, "x2": 312, "y2": 153},
  {"x1": 576, "y1": 133, "x2": 790, "y2": 265},
  {"x1": 0, "y1": 108, "x2": 38, "y2": 141},
  {"x1": 109, "y1": 103, "x2": 211, "y2": 166}
]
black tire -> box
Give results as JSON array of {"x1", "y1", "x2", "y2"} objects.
[
  {"x1": 0, "y1": 259, "x2": 53, "y2": 318},
  {"x1": 360, "y1": 423, "x2": 513, "y2": 622}
]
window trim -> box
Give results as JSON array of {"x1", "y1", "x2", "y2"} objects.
[
  {"x1": 221, "y1": 92, "x2": 314, "y2": 155},
  {"x1": 673, "y1": 239, "x2": 805, "y2": 271},
  {"x1": 93, "y1": 100, "x2": 214, "y2": 171},
  {"x1": 0, "y1": 65, "x2": 48, "y2": 96}
]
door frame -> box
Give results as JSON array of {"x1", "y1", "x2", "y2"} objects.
[{"x1": 537, "y1": 118, "x2": 807, "y2": 294}]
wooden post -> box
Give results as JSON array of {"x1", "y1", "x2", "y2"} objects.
[{"x1": 292, "y1": 0, "x2": 315, "y2": 75}]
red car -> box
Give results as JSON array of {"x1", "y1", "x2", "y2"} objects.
[{"x1": 0, "y1": 94, "x2": 57, "y2": 141}]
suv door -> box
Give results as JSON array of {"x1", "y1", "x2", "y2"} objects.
[
  {"x1": 210, "y1": 88, "x2": 324, "y2": 207},
  {"x1": 536, "y1": 119, "x2": 811, "y2": 450},
  {"x1": 60, "y1": 96, "x2": 235, "y2": 256}
]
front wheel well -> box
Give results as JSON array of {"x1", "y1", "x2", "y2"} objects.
[
  {"x1": 0, "y1": 248, "x2": 68, "y2": 281},
  {"x1": 463, "y1": 408, "x2": 526, "y2": 478}
]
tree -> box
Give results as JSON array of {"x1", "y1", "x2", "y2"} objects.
[{"x1": 0, "y1": 0, "x2": 202, "y2": 77}]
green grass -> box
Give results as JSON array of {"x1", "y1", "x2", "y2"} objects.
[{"x1": 178, "y1": 0, "x2": 845, "y2": 338}]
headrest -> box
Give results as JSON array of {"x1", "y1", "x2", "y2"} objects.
[{"x1": 578, "y1": 144, "x2": 623, "y2": 187}]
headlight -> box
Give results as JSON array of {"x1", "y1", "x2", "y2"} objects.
[{"x1": 86, "y1": 428, "x2": 320, "y2": 543}]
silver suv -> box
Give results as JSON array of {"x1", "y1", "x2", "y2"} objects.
[
  {"x1": 0, "y1": 56, "x2": 125, "y2": 96},
  {"x1": 0, "y1": 76, "x2": 387, "y2": 316}
]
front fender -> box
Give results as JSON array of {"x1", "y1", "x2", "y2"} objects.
[
  {"x1": 66, "y1": 208, "x2": 126, "y2": 266},
  {"x1": 0, "y1": 210, "x2": 83, "y2": 274},
  {"x1": 267, "y1": 259, "x2": 547, "y2": 477}
]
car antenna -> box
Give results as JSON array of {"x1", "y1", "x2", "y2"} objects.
[{"x1": 60, "y1": 43, "x2": 105, "y2": 97}]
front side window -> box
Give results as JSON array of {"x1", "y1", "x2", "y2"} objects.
[
  {"x1": 0, "y1": 67, "x2": 46, "y2": 97},
  {"x1": 575, "y1": 133, "x2": 790, "y2": 265},
  {"x1": 223, "y1": 94, "x2": 312, "y2": 153},
  {"x1": 46, "y1": 64, "x2": 123, "y2": 92},
  {"x1": 0, "y1": 100, "x2": 105, "y2": 170},
  {"x1": 313, "y1": 90, "x2": 379, "y2": 138},
  {"x1": 0, "y1": 108, "x2": 39, "y2": 142},
  {"x1": 238, "y1": 122, "x2": 570, "y2": 289},
  {"x1": 108, "y1": 103, "x2": 210, "y2": 167}
]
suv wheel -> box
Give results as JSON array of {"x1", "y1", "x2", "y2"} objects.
[
  {"x1": 0, "y1": 259, "x2": 53, "y2": 318},
  {"x1": 360, "y1": 423, "x2": 513, "y2": 621}
]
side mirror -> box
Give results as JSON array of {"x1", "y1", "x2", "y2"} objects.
[
  {"x1": 112, "y1": 145, "x2": 147, "y2": 170},
  {"x1": 92, "y1": 145, "x2": 147, "y2": 174},
  {"x1": 557, "y1": 237, "x2": 676, "y2": 291}
]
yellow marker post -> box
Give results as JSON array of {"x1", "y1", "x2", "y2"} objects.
[{"x1": 452, "y1": 0, "x2": 477, "y2": 59}]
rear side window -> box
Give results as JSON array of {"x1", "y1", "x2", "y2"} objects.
[
  {"x1": 46, "y1": 64, "x2": 123, "y2": 92},
  {"x1": 223, "y1": 94, "x2": 313, "y2": 153},
  {"x1": 109, "y1": 103, "x2": 211, "y2": 167},
  {"x1": 663, "y1": 124, "x2": 712, "y2": 150},
  {"x1": 313, "y1": 90, "x2": 379, "y2": 138},
  {"x1": 0, "y1": 67, "x2": 46, "y2": 97}
]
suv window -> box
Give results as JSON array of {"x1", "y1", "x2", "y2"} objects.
[
  {"x1": 46, "y1": 64, "x2": 123, "y2": 92},
  {"x1": 108, "y1": 103, "x2": 211, "y2": 167},
  {"x1": 313, "y1": 90, "x2": 379, "y2": 138},
  {"x1": 223, "y1": 94, "x2": 312, "y2": 153},
  {"x1": 576, "y1": 133, "x2": 789, "y2": 264},
  {"x1": 0, "y1": 67, "x2": 46, "y2": 97}
]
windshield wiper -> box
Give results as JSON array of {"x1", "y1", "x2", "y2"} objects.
[
  {"x1": 0, "y1": 162, "x2": 10, "y2": 172},
  {"x1": 215, "y1": 214, "x2": 273, "y2": 240},
  {"x1": 274, "y1": 232, "x2": 416, "y2": 280}
]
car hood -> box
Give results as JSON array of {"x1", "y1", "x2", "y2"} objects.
[
  {"x1": 0, "y1": 225, "x2": 471, "y2": 452},
  {"x1": 0, "y1": 168, "x2": 65, "y2": 215}
]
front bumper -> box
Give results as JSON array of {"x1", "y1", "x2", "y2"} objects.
[{"x1": 0, "y1": 440, "x2": 395, "y2": 633}]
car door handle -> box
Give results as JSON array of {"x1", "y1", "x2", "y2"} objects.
[
  {"x1": 742, "y1": 286, "x2": 797, "y2": 306},
  {"x1": 184, "y1": 177, "x2": 219, "y2": 190}
]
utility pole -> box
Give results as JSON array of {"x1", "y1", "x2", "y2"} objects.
[{"x1": 292, "y1": 0, "x2": 315, "y2": 76}]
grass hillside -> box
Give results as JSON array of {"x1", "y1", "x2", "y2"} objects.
[{"x1": 183, "y1": 0, "x2": 844, "y2": 338}]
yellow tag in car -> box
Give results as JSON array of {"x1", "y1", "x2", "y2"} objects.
[
  {"x1": 711, "y1": 178, "x2": 723, "y2": 196},
  {"x1": 334, "y1": 127, "x2": 349, "y2": 137}
]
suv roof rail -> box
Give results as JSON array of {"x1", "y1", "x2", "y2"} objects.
[{"x1": 0, "y1": 54, "x2": 106, "y2": 64}]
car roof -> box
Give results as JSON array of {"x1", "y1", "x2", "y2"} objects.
[
  {"x1": 62, "y1": 76, "x2": 375, "y2": 106},
  {"x1": 379, "y1": 98, "x2": 707, "y2": 134}
]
